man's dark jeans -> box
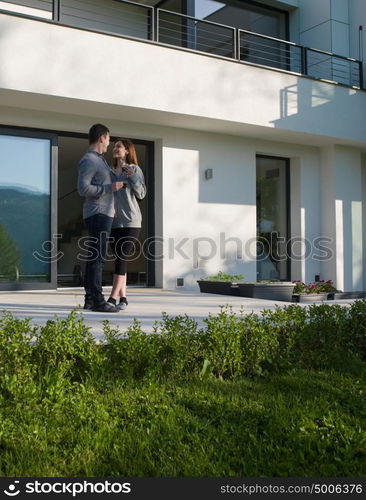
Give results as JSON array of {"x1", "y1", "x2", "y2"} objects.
[{"x1": 84, "y1": 214, "x2": 113, "y2": 307}]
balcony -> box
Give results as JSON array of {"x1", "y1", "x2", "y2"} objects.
[{"x1": 0, "y1": 0, "x2": 363, "y2": 89}]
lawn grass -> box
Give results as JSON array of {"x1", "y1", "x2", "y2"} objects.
[
  {"x1": 0, "y1": 304, "x2": 366, "y2": 477},
  {"x1": 0, "y1": 369, "x2": 365, "y2": 476}
]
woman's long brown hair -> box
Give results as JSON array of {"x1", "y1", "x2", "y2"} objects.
[{"x1": 112, "y1": 138, "x2": 138, "y2": 167}]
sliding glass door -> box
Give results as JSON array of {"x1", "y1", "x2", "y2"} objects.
[{"x1": 0, "y1": 128, "x2": 57, "y2": 289}]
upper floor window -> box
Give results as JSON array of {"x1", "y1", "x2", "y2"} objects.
[
  {"x1": 160, "y1": 0, "x2": 288, "y2": 40},
  {"x1": 0, "y1": 0, "x2": 52, "y2": 19}
]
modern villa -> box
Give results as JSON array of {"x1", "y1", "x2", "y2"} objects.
[{"x1": 0, "y1": 0, "x2": 365, "y2": 292}]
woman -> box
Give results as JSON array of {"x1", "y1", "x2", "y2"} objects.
[{"x1": 107, "y1": 138, "x2": 146, "y2": 310}]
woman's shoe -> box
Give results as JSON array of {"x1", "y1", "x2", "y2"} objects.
[{"x1": 116, "y1": 297, "x2": 128, "y2": 311}]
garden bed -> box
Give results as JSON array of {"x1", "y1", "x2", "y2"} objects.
[
  {"x1": 292, "y1": 292, "x2": 333, "y2": 303},
  {"x1": 238, "y1": 282, "x2": 295, "y2": 302},
  {"x1": 197, "y1": 280, "x2": 239, "y2": 296},
  {"x1": 333, "y1": 291, "x2": 366, "y2": 300}
]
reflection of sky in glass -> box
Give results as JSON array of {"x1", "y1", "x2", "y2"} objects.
[
  {"x1": 194, "y1": 0, "x2": 225, "y2": 19},
  {"x1": 0, "y1": 135, "x2": 50, "y2": 194}
]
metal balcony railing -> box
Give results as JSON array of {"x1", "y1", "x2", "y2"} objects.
[
  {"x1": 157, "y1": 10, "x2": 236, "y2": 59},
  {"x1": 0, "y1": 0, "x2": 363, "y2": 89}
]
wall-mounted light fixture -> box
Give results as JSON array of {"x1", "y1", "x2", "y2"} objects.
[{"x1": 204, "y1": 168, "x2": 213, "y2": 180}]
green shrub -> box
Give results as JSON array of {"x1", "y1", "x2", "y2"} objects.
[
  {"x1": 123, "y1": 298, "x2": 363, "y2": 376},
  {"x1": 34, "y1": 310, "x2": 101, "y2": 392},
  {"x1": 346, "y1": 300, "x2": 366, "y2": 360},
  {"x1": 104, "y1": 318, "x2": 151, "y2": 379},
  {"x1": 2, "y1": 301, "x2": 366, "y2": 387},
  {"x1": 105, "y1": 314, "x2": 203, "y2": 380},
  {"x1": 259, "y1": 305, "x2": 307, "y2": 371},
  {"x1": 201, "y1": 307, "x2": 244, "y2": 378},
  {"x1": 199, "y1": 271, "x2": 244, "y2": 282},
  {"x1": 0, "y1": 312, "x2": 37, "y2": 400},
  {"x1": 151, "y1": 313, "x2": 202, "y2": 378}
]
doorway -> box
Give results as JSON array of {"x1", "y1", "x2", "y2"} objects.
[
  {"x1": 57, "y1": 134, "x2": 154, "y2": 287},
  {"x1": 256, "y1": 155, "x2": 290, "y2": 281}
]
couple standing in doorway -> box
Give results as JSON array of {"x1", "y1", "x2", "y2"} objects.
[{"x1": 77, "y1": 123, "x2": 146, "y2": 313}]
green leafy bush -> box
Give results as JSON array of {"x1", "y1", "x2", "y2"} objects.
[
  {"x1": 1, "y1": 302, "x2": 366, "y2": 387},
  {"x1": 0, "y1": 312, "x2": 37, "y2": 401},
  {"x1": 104, "y1": 314, "x2": 202, "y2": 380},
  {"x1": 34, "y1": 310, "x2": 102, "y2": 386},
  {"x1": 102, "y1": 302, "x2": 366, "y2": 380},
  {"x1": 199, "y1": 271, "x2": 244, "y2": 282}
]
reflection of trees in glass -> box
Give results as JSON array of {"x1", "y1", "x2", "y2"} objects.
[
  {"x1": 256, "y1": 171, "x2": 281, "y2": 280},
  {"x1": 0, "y1": 224, "x2": 21, "y2": 280},
  {"x1": 0, "y1": 187, "x2": 49, "y2": 276},
  {"x1": 256, "y1": 174, "x2": 278, "y2": 234}
]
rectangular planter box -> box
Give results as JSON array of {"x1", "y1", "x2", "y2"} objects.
[
  {"x1": 293, "y1": 293, "x2": 330, "y2": 303},
  {"x1": 333, "y1": 291, "x2": 366, "y2": 300},
  {"x1": 238, "y1": 282, "x2": 295, "y2": 302},
  {"x1": 197, "y1": 280, "x2": 240, "y2": 296}
]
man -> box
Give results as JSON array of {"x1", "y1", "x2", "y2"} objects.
[{"x1": 77, "y1": 123, "x2": 124, "y2": 312}]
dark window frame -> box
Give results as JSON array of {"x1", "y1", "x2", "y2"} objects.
[
  {"x1": 0, "y1": 125, "x2": 58, "y2": 290},
  {"x1": 232, "y1": 0, "x2": 289, "y2": 40},
  {"x1": 256, "y1": 154, "x2": 291, "y2": 281},
  {"x1": 57, "y1": 131, "x2": 156, "y2": 288},
  {"x1": 182, "y1": 0, "x2": 290, "y2": 40}
]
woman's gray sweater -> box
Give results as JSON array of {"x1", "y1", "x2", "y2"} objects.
[{"x1": 110, "y1": 165, "x2": 146, "y2": 228}]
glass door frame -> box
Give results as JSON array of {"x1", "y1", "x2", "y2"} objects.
[
  {"x1": 256, "y1": 154, "x2": 291, "y2": 281},
  {"x1": 0, "y1": 125, "x2": 58, "y2": 291},
  {"x1": 57, "y1": 131, "x2": 156, "y2": 288}
]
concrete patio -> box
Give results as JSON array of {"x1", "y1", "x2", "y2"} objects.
[{"x1": 0, "y1": 287, "x2": 359, "y2": 341}]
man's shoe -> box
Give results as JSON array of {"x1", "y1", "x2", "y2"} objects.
[
  {"x1": 92, "y1": 302, "x2": 118, "y2": 313},
  {"x1": 83, "y1": 302, "x2": 93, "y2": 310}
]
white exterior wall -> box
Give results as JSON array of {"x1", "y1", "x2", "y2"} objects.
[
  {"x1": 0, "y1": 103, "x2": 334, "y2": 290},
  {"x1": 0, "y1": 3, "x2": 365, "y2": 292},
  {"x1": 349, "y1": 0, "x2": 366, "y2": 82},
  {"x1": 289, "y1": 153, "x2": 321, "y2": 284},
  {"x1": 362, "y1": 154, "x2": 366, "y2": 291},
  {"x1": 1, "y1": 13, "x2": 366, "y2": 146},
  {"x1": 297, "y1": 0, "x2": 350, "y2": 57},
  {"x1": 320, "y1": 146, "x2": 363, "y2": 292},
  {"x1": 162, "y1": 133, "x2": 257, "y2": 288}
]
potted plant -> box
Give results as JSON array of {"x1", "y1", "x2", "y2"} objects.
[
  {"x1": 292, "y1": 280, "x2": 337, "y2": 303},
  {"x1": 237, "y1": 280, "x2": 295, "y2": 302},
  {"x1": 197, "y1": 271, "x2": 244, "y2": 296}
]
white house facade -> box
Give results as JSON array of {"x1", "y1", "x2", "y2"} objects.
[{"x1": 0, "y1": 0, "x2": 365, "y2": 291}]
